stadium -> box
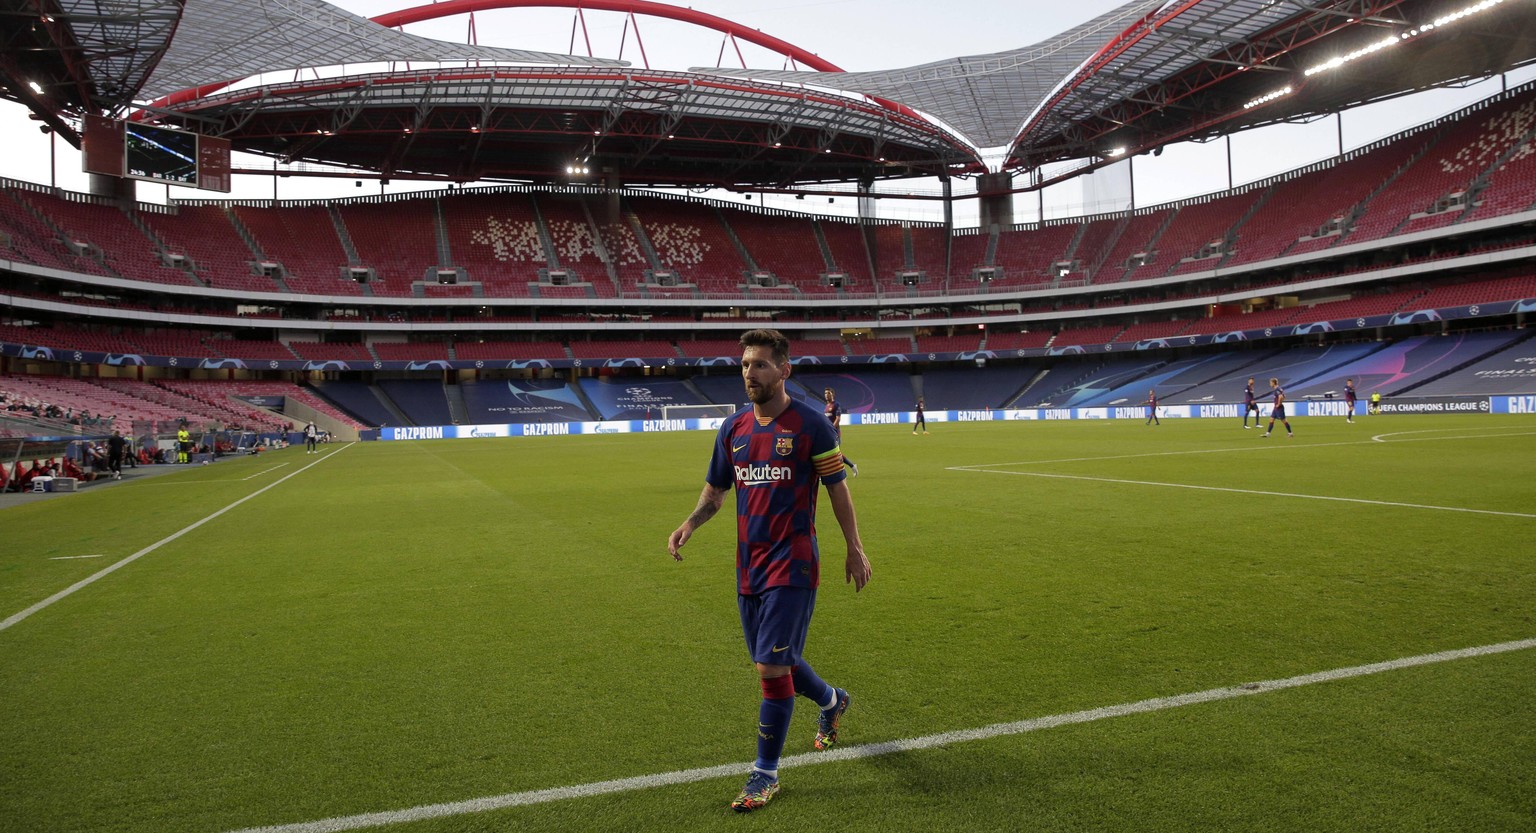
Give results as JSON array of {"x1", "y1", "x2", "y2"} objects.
[{"x1": 2, "y1": 0, "x2": 1534, "y2": 831}]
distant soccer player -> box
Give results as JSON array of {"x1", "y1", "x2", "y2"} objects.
[
  {"x1": 1262, "y1": 377, "x2": 1293, "y2": 438},
  {"x1": 822, "y1": 387, "x2": 858, "y2": 476},
  {"x1": 304, "y1": 420, "x2": 319, "y2": 454},
  {"x1": 1370, "y1": 390, "x2": 1382, "y2": 415},
  {"x1": 1145, "y1": 389, "x2": 1160, "y2": 426},
  {"x1": 1343, "y1": 378, "x2": 1357, "y2": 424},
  {"x1": 1242, "y1": 377, "x2": 1260, "y2": 429},
  {"x1": 668, "y1": 328, "x2": 872, "y2": 813},
  {"x1": 912, "y1": 396, "x2": 928, "y2": 435}
]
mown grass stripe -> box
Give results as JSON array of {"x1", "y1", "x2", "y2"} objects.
[
  {"x1": 223, "y1": 637, "x2": 1536, "y2": 833},
  {"x1": 0, "y1": 446, "x2": 350, "y2": 633}
]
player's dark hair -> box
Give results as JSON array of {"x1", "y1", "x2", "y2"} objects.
[{"x1": 740, "y1": 328, "x2": 790, "y2": 365}]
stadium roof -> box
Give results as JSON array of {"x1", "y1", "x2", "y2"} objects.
[
  {"x1": 4, "y1": 0, "x2": 1536, "y2": 187},
  {"x1": 699, "y1": 0, "x2": 1536, "y2": 172},
  {"x1": 0, "y1": 0, "x2": 621, "y2": 125}
]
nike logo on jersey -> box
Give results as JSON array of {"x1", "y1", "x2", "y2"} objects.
[{"x1": 732, "y1": 441, "x2": 748, "y2": 453}]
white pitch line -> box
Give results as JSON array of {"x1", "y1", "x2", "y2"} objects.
[
  {"x1": 0, "y1": 444, "x2": 353, "y2": 633},
  {"x1": 48, "y1": 554, "x2": 106, "y2": 561},
  {"x1": 956, "y1": 468, "x2": 1536, "y2": 519},
  {"x1": 948, "y1": 428, "x2": 1536, "y2": 470},
  {"x1": 222, "y1": 637, "x2": 1536, "y2": 833},
  {"x1": 242, "y1": 463, "x2": 290, "y2": 481}
]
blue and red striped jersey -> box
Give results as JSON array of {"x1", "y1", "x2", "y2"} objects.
[{"x1": 706, "y1": 397, "x2": 847, "y2": 595}]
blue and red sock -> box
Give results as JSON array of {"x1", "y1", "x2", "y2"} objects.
[{"x1": 753, "y1": 675, "x2": 795, "y2": 776}]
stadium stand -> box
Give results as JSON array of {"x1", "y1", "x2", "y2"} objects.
[
  {"x1": 629, "y1": 197, "x2": 747, "y2": 293},
  {"x1": 1051, "y1": 324, "x2": 1126, "y2": 347},
  {"x1": 334, "y1": 199, "x2": 441, "y2": 294},
  {"x1": 1405, "y1": 330, "x2": 1536, "y2": 395},
  {"x1": 233, "y1": 205, "x2": 359, "y2": 296},
  {"x1": 288, "y1": 341, "x2": 374, "y2": 362},
  {"x1": 983, "y1": 330, "x2": 1054, "y2": 351},
  {"x1": 1284, "y1": 331, "x2": 1531, "y2": 398},
  {"x1": 138, "y1": 205, "x2": 280, "y2": 292},
  {"x1": 917, "y1": 365, "x2": 1036, "y2": 409},
  {"x1": 376, "y1": 379, "x2": 453, "y2": 426},
  {"x1": 790, "y1": 370, "x2": 915, "y2": 413},
  {"x1": 461, "y1": 378, "x2": 594, "y2": 423},
  {"x1": 1015, "y1": 356, "x2": 1170, "y2": 408},
  {"x1": 312, "y1": 381, "x2": 397, "y2": 427},
  {"x1": 451, "y1": 340, "x2": 569, "y2": 362},
  {"x1": 811, "y1": 218, "x2": 871, "y2": 291}
]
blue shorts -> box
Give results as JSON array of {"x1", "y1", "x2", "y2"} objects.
[
  {"x1": 1272, "y1": 405, "x2": 1287, "y2": 419},
  {"x1": 739, "y1": 586, "x2": 817, "y2": 666}
]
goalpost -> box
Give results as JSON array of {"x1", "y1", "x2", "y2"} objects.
[{"x1": 660, "y1": 403, "x2": 738, "y2": 420}]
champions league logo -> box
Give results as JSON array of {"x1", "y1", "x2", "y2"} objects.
[
  {"x1": 304, "y1": 360, "x2": 351, "y2": 372},
  {"x1": 405, "y1": 360, "x2": 451, "y2": 371},
  {"x1": 1048, "y1": 345, "x2": 1086, "y2": 356},
  {"x1": 1389, "y1": 310, "x2": 1442, "y2": 326},
  {"x1": 199, "y1": 358, "x2": 248, "y2": 370},
  {"x1": 1291, "y1": 321, "x2": 1335, "y2": 335}
]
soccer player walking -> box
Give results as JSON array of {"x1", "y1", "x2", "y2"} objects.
[
  {"x1": 668, "y1": 328, "x2": 873, "y2": 813},
  {"x1": 822, "y1": 386, "x2": 858, "y2": 476},
  {"x1": 913, "y1": 396, "x2": 928, "y2": 435},
  {"x1": 1145, "y1": 389, "x2": 1160, "y2": 426},
  {"x1": 1242, "y1": 377, "x2": 1260, "y2": 428},
  {"x1": 1343, "y1": 378, "x2": 1357, "y2": 423},
  {"x1": 1261, "y1": 377, "x2": 1293, "y2": 438}
]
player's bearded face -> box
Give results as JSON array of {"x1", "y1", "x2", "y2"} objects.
[{"x1": 741, "y1": 347, "x2": 786, "y2": 405}]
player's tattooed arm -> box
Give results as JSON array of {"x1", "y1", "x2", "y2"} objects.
[{"x1": 668, "y1": 483, "x2": 727, "y2": 560}]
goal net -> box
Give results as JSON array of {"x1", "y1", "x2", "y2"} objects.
[{"x1": 661, "y1": 403, "x2": 738, "y2": 420}]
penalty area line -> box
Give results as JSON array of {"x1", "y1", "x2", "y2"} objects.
[
  {"x1": 221, "y1": 637, "x2": 1536, "y2": 833},
  {"x1": 0, "y1": 444, "x2": 353, "y2": 634},
  {"x1": 954, "y1": 468, "x2": 1536, "y2": 519}
]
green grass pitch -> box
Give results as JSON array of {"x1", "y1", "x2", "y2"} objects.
[{"x1": 2, "y1": 414, "x2": 1533, "y2": 832}]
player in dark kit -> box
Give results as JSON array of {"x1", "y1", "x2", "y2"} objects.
[
  {"x1": 1262, "y1": 377, "x2": 1293, "y2": 438},
  {"x1": 1145, "y1": 389, "x2": 1160, "y2": 426},
  {"x1": 1344, "y1": 378, "x2": 1357, "y2": 424},
  {"x1": 822, "y1": 387, "x2": 858, "y2": 476},
  {"x1": 1242, "y1": 377, "x2": 1260, "y2": 428},
  {"x1": 668, "y1": 329, "x2": 872, "y2": 813},
  {"x1": 912, "y1": 396, "x2": 928, "y2": 435}
]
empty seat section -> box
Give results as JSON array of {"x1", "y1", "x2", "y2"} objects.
[
  {"x1": 15, "y1": 190, "x2": 175, "y2": 283},
  {"x1": 677, "y1": 338, "x2": 743, "y2": 358},
  {"x1": 993, "y1": 223, "x2": 1078, "y2": 287},
  {"x1": 846, "y1": 336, "x2": 914, "y2": 355},
  {"x1": 629, "y1": 198, "x2": 746, "y2": 293},
  {"x1": 1099, "y1": 212, "x2": 1170, "y2": 283},
  {"x1": 1180, "y1": 305, "x2": 1303, "y2": 335},
  {"x1": 567, "y1": 339, "x2": 675, "y2": 360},
  {"x1": 234, "y1": 205, "x2": 357, "y2": 295},
  {"x1": 817, "y1": 220, "x2": 873, "y2": 290},
  {"x1": 451, "y1": 340, "x2": 568, "y2": 362},
  {"x1": 336, "y1": 199, "x2": 440, "y2": 295},
  {"x1": 915, "y1": 332, "x2": 982, "y2": 353},
  {"x1": 1154, "y1": 191, "x2": 1261, "y2": 276},
  {"x1": 1467, "y1": 139, "x2": 1536, "y2": 221},
  {"x1": 726, "y1": 212, "x2": 834, "y2": 293},
  {"x1": 1114, "y1": 320, "x2": 1190, "y2": 343},
  {"x1": 141, "y1": 205, "x2": 273, "y2": 291},
  {"x1": 1052, "y1": 324, "x2": 1125, "y2": 347},
  {"x1": 377, "y1": 379, "x2": 453, "y2": 425},
  {"x1": 984, "y1": 330, "x2": 1052, "y2": 351},
  {"x1": 372, "y1": 342, "x2": 450, "y2": 361},
  {"x1": 288, "y1": 341, "x2": 374, "y2": 362},
  {"x1": 536, "y1": 195, "x2": 616, "y2": 293},
  {"x1": 440, "y1": 192, "x2": 542, "y2": 297},
  {"x1": 1352, "y1": 96, "x2": 1536, "y2": 242}
]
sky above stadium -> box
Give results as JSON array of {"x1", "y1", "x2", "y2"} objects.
[{"x1": 3, "y1": 0, "x2": 1534, "y2": 222}]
